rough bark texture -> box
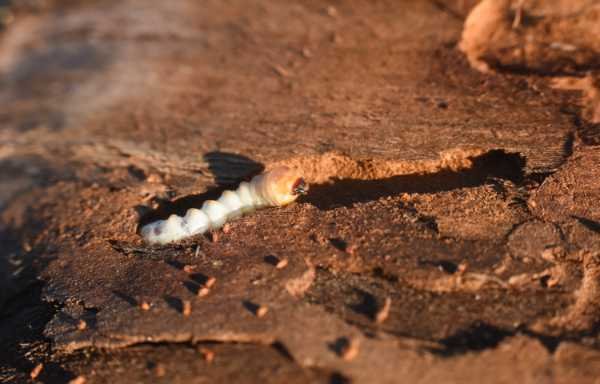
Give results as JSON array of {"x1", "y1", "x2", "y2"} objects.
[{"x1": 1, "y1": 1, "x2": 600, "y2": 383}]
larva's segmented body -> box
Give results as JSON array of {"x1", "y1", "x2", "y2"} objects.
[{"x1": 140, "y1": 166, "x2": 307, "y2": 244}]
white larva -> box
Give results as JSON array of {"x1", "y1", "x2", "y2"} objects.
[{"x1": 140, "y1": 166, "x2": 308, "y2": 244}]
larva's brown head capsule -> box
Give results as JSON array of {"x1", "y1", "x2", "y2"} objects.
[
  {"x1": 292, "y1": 178, "x2": 308, "y2": 195},
  {"x1": 262, "y1": 166, "x2": 308, "y2": 206}
]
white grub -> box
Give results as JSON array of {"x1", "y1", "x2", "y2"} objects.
[{"x1": 140, "y1": 167, "x2": 307, "y2": 245}]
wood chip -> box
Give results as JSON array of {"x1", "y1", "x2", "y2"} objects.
[
  {"x1": 199, "y1": 348, "x2": 215, "y2": 363},
  {"x1": 375, "y1": 297, "x2": 392, "y2": 324},
  {"x1": 30, "y1": 363, "x2": 43, "y2": 379},
  {"x1": 512, "y1": 0, "x2": 524, "y2": 29},
  {"x1": 346, "y1": 244, "x2": 357, "y2": 255},
  {"x1": 154, "y1": 364, "x2": 166, "y2": 377},
  {"x1": 285, "y1": 264, "x2": 316, "y2": 297},
  {"x1": 204, "y1": 276, "x2": 217, "y2": 288},
  {"x1": 547, "y1": 275, "x2": 560, "y2": 288},
  {"x1": 508, "y1": 273, "x2": 532, "y2": 287},
  {"x1": 146, "y1": 173, "x2": 162, "y2": 183},
  {"x1": 275, "y1": 258, "x2": 288, "y2": 269},
  {"x1": 272, "y1": 64, "x2": 291, "y2": 78},
  {"x1": 332, "y1": 32, "x2": 343, "y2": 44},
  {"x1": 210, "y1": 232, "x2": 219, "y2": 242},
  {"x1": 340, "y1": 338, "x2": 360, "y2": 361},
  {"x1": 23, "y1": 242, "x2": 32, "y2": 252},
  {"x1": 69, "y1": 376, "x2": 86, "y2": 384},
  {"x1": 182, "y1": 300, "x2": 192, "y2": 316},
  {"x1": 326, "y1": 5, "x2": 338, "y2": 17},
  {"x1": 256, "y1": 305, "x2": 268, "y2": 318}
]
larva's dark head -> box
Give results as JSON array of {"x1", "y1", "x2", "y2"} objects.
[
  {"x1": 263, "y1": 166, "x2": 308, "y2": 206},
  {"x1": 292, "y1": 177, "x2": 309, "y2": 195}
]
